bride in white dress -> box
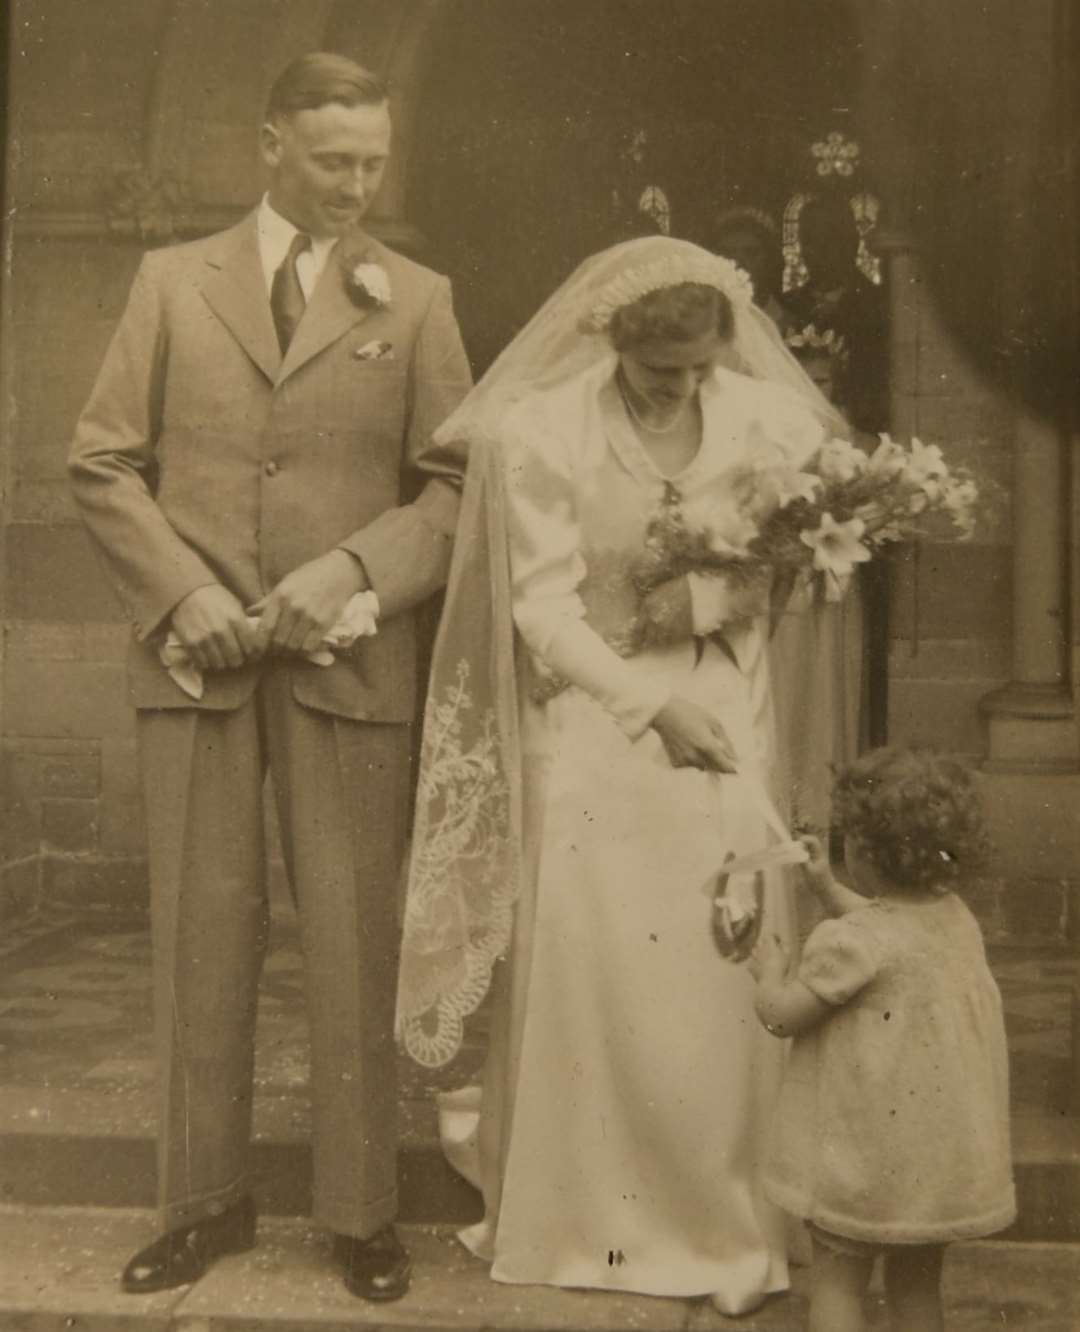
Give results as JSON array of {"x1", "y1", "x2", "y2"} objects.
[{"x1": 396, "y1": 238, "x2": 845, "y2": 1315}]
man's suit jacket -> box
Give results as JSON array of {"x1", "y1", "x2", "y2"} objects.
[{"x1": 69, "y1": 214, "x2": 472, "y2": 720}]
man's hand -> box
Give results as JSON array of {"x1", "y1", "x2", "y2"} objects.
[
  {"x1": 250, "y1": 549, "x2": 368, "y2": 656},
  {"x1": 651, "y1": 696, "x2": 737, "y2": 773},
  {"x1": 170, "y1": 585, "x2": 259, "y2": 672}
]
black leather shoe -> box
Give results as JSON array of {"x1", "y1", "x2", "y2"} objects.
[
  {"x1": 121, "y1": 1195, "x2": 256, "y2": 1293},
  {"x1": 335, "y1": 1224, "x2": 412, "y2": 1302}
]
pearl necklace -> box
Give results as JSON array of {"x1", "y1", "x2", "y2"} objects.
[{"x1": 617, "y1": 374, "x2": 692, "y2": 435}]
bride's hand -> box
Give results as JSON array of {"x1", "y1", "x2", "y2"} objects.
[{"x1": 651, "y1": 696, "x2": 737, "y2": 772}]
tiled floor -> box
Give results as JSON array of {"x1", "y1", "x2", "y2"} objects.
[
  {"x1": 0, "y1": 902, "x2": 1076, "y2": 1142},
  {"x1": 0, "y1": 905, "x2": 1077, "y2": 1327},
  {"x1": 991, "y1": 946, "x2": 1080, "y2": 1118},
  {"x1": 0, "y1": 901, "x2": 490, "y2": 1146}
]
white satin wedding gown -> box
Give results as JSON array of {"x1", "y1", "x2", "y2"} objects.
[{"x1": 439, "y1": 361, "x2": 824, "y2": 1311}]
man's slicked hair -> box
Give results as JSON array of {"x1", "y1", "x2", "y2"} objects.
[{"x1": 266, "y1": 52, "x2": 388, "y2": 123}]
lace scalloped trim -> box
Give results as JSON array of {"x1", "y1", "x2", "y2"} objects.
[{"x1": 399, "y1": 660, "x2": 519, "y2": 1067}]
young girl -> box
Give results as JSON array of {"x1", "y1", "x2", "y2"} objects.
[{"x1": 749, "y1": 747, "x2": 1015, "y2": 1332}]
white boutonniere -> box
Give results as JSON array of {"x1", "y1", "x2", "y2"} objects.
[{"x1": 345, "y1": 259, "x2": 392, "y2": 311}]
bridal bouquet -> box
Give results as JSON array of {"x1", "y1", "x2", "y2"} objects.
[{"x1": 633, "y1": 433, "x2": 979, "y2": 611}]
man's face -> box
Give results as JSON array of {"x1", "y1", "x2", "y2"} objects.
[{"x1": 260, "y1": 100, "x2": 392, "y2": 239}]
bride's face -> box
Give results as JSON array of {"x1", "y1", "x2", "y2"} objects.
[{"x1": 617, "y1": 329, "x2": 729, "y2": 411}]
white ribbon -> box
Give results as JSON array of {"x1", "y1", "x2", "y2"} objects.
[{"x1": 702, "y1": 767, "x2": 808, "y2": 897}]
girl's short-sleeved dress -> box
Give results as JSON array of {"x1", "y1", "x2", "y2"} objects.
[{"x1": 764, "y1": 893, "x2": 1016, "y2": 1245}]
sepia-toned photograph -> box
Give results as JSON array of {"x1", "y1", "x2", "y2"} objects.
[{"x1": 0, "y1": 2, "x2": 1077, "y2": 1328}]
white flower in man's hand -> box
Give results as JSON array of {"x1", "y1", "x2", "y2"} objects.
[{"x1": 800, "y1": 513, "x2": 872, "y2": 577}]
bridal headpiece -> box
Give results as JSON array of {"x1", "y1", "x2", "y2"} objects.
[{"x1": 579, "y1": 252, "x2": 754, "y2": 334}]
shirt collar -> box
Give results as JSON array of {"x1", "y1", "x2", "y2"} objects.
[{"x1": 256, "y1": 195, "x2": 338, "y2": 288}]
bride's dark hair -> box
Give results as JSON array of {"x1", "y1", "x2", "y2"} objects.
[{"x1": 609, "y1": 282, "x2": 734, "y2": 351}]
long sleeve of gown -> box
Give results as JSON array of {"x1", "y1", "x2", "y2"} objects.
[{"x1": 505, "y1": 412, "x2": 671, "y2": 740}]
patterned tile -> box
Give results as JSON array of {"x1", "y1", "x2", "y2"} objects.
[{"x1": 0, "y1": 908, "x2": 1074, "y2": 1125}]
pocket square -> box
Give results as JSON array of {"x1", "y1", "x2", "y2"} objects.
[{"x1": 353, "y1": 339, "x2": 395, "y2": 361}]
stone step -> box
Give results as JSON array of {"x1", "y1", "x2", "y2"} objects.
[
  {"x1": 1, "y1": 1205, "x2": 1078, "y2": 1331},
  {"x1": 0, "y1": 1120, "x2": 481, "y2": 1229},
  {"x1": 2, "y1": 907, "x2": 1080, "y2": 1243},
  {"x1": 2, "y1": 1112, "x2": 1078, "y2": 1243}
]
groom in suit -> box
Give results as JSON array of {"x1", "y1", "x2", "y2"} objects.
[{"x1": 69, "y1": 54, "x2": 471, "y2": 1300}]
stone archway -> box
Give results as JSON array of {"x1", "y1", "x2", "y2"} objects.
[{"x1": 4, "y1": 0, "x2": 1073, "y2": 921}]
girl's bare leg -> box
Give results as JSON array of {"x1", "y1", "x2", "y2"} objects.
[
  {"x1": 883, "y1": 1244, "x2": 945, "y2": 1332},
  {"x1": 808, "y1": 1237, "x2": 874, "y2": 1332}
]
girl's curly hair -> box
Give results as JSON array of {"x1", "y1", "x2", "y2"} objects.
[{"x1": 832, "y1": 747, "x2": 991, "y2": 893}]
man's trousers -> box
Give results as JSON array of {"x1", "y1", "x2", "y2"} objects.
[{"x1": 137, "y1": 663, "x2": 411, "y2": 1239}]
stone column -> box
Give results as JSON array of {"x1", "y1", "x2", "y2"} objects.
[
  {"x1": 874, "y1": 231, "x2": 919, "y2": 434},
  {"x1": 978, "y1": 0, "x2": 1076, "y2": 773},
  {"x1": 869, "y1": 228, "x2": 920, "y2": 745},
  {"x1": 981, "y1": 449, "x2": 1074, "y2": 769},
  {"x1": 980, "y1": 417, "x2": 1075, "y2": 771}
]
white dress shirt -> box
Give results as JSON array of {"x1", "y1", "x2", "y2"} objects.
[
  {"x1": 254, "y1": 195, "x2": 379, "y2": 615},
  {"x1": 256, "y1": 195, "x2": 338, "y2": 301}
]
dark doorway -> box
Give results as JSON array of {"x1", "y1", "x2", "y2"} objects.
[
  {"x1": 408, "y1": 0, "x2": 864, "y2": 372},
  {"x1": 409, "y1": 0, "x2": 890, "y2": 746}
]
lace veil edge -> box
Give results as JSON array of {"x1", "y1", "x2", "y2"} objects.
[{"x1": 395, "y1": 436, "x2": 523, "y2": 1068}]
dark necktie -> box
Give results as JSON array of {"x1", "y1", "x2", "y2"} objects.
[{"x1": 270, "y1": 232, "x2": 312, "y2": 352}]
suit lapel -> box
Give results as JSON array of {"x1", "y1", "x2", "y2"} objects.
[
  {"x1": 277, "y1": 241, "x2": 375, "y2": 385},
  {"x1": 199, "y1": 215, "x2": 282, "y2": 384}
]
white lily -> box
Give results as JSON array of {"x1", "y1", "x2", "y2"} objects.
[
  {"x1": 769, "y1": 465, "x2": 822, "y2": 507},
  {"x1": 680, "y1": 493, "x2": 759, "y2": 555},
  {"x1": 867, "y1": 434, "x2": 908, "y2": 479},
  {"x1": 904, "y1": 437, "x2": 949, "y2": 494},
  {"x1": 816, "y1": 437, "x2": 870, "y2": 484},
  {"x1": 942, "y1": 477, "x2": 979, "y2": 539},
  {"x1": 800, "y1": 513, "x2": 873, "y2": 577}
]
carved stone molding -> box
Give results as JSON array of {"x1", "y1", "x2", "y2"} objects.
[
  {"x1": 103, "y1": 168, "x2": 189, "y2": 243},
  {"x1": 14, "y1": 208, "x2": 427, "y2": 256}
]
